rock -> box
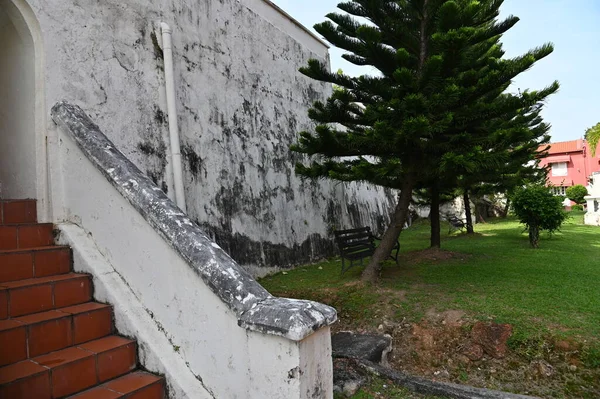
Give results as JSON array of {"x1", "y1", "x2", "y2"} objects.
[
  {"x1": 440, "y1": 310, "x2": 466, "y2": 328},
  {"x1": 381, "y1": 319, "x2": 398, "y2": 334},
  {"x1": 332, "y1": 331, "x2": 393, "y2": 365},
  {"x1": 333, "y1": 358, "x2": 366, "y2": 398},
  {"x1": 463, "y1": 343, "x2": 484, "y2": 361},
  {"x1": 531, "y1": 360, "x2": 555, "y2": 378},
  {"x1": 433, "y1": 370, "x2": 450, "y2": 379},
  {"x1": 343, "y1": 380, "x2": 361, "y2": 396},
  {"x1": 471, "y1": 322, "x2": 513, "y2": 359}
]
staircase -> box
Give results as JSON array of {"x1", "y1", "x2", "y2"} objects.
[{"x1": 0, "y1": 199, "x2": 165, "y2": 398}]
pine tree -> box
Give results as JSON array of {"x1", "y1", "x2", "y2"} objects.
[
  {"x1": 428, "y1": 101, "x2": 552, "y2": 242},
  {"x1": 292, "y1": 0, "x2": 559, "y2": 282}
]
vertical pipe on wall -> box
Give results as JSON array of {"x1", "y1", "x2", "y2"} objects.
[{"x1": 160, "y1": 22, "x2": 187, "y2": 212}]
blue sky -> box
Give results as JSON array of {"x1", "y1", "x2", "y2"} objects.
[{"x1": 272, "y1": 0, "x2": 600, "y2": 142}]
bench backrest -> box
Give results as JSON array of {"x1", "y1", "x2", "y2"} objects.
[
  {"x1": 334, "y1": 227, "x2": 375, "y2": 258},
  {"x1": 448, "y1": 216, "x2": 464, "y2": 227}
]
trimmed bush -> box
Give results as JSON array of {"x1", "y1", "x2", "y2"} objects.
[
  {"x1": 566, "y1": 185, "x2": 589, "y2": 204},
  {"x1": 512, "y1": 185, "x2": 568, "y2": 248}
]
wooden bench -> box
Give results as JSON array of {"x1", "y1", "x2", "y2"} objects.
[
  {"x1": 334, "y1": 227, "x2": 400, "y2": 275},
  {"x1": 447, "y1": 215, "x2": 466, "y2": 234}
]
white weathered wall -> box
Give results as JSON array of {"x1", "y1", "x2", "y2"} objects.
[
  {"x1": 585, "y1": 172, "x2": 600, "y2": 226},
  {"x1": 0, "y1": 3, "x2": 36, "y2": 199},
  {"x1": 24, "y1": 0, "x2": 395, "y2": 274}
]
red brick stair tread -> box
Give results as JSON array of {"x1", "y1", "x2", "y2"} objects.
[
  {"x1": 79, "y1": 335, "x2": 134, "y2": 353},
  {"x1": 103, "y1": 371, "x2": 164, "y2": 395},
  {"x1": 0, "y1": 273, "x2": 88, "y2": 289},
  {"x1": 78, "y1": 336, "x2": 137, "y2": 382},
  {"x1": 34, "y1": 346, "x2": 94, "y2": 368},
  {"x1": 0, "y1": 304, "x2": 113, "y2": 364},
  {"x1": 0, "y1": 318, "x2": 23, "y2": 331},
  {"x1": 15, "y1": 309, "x2": 68, "y2": 324},
  {"x1": 0, "y1": 245, "x2": 69, "y2": 254},
  {"x1": 0, "y1": 200, "x2": 37, "y2": 225},
  {"x1": 0, "y1": 360, "x2": 46, "y2": 384},
  {"x1": 0, "y1": 337, "x2": 139, "y2": 397},
  {"x1": 59, "y1": 302, "x2": 111, "y2": 314},
  {"x1": 0, "y1": 223, "x2": 54, "y2": 250},
  {"x1": 68, "y1": 372, "x2": 165, "y2": 399},
  {"x1": 0, "y1": 246, "x2": 71, "y2": 283},
  {"x1": 0, "y1": 274, "x2": 91, "y2": 319},
  {"x1": 69, "y1": 386, "x2": 123, "y2": 399}
]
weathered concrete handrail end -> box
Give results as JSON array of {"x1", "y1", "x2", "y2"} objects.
[{"x1": 239, "y1": 297, "x2": 338, "y2": 341}]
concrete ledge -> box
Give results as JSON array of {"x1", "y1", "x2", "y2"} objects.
[
  {"x1": 51, "y1": 101, "x2": 337, "y2": 341},
  {"x1": 358, "y1": 360, "x2": 540, "y2": 399}
]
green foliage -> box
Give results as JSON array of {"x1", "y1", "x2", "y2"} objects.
[
  {"x1": 511, "y1": 185, "x2": 567, "y2": 248},
  {"x1": 582, "y1": 347, "x2": 600, "y2": 369},
  {"x1": 585, "y1": 122, "x2": 600, "y2": 156},
  {"x1": 566, "y1": 184, "x2": 588, "y2": 204},
  {"x1": 292, "y1": 0, "x2": 558, "y2": 188},
  {"x1": 571, "y1": 204, "x2": 584, "y2": 211},
  {"x1": 291, "y1": 0, "x2": 558, "y2": 260}
]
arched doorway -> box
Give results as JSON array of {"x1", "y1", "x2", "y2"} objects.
[{"x1": 0, "y1": 0, "x2": 47, "y2": 218}]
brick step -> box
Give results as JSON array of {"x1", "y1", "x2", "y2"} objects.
[
  {"x1": 0, "y1": 302, "x2": 112, "y2": 366},
  {"x1": 0, "y1": 223, "x2": 54, "y2": 250},
  {"x1": 0, "y1": 335, "x2": 137, "y2": 398},
  {"x1": 0, "y1": 273, "x2": 91, "y2": 319},
  {"x1": 0, "y1": 199, "x2": 37, "y2": 225},
  {"x1": 0, "y1": 246, "x2": 71, "y2": 283},
  {"x1": 67, "y1": 371, "x2": 165, "y2": 399}
]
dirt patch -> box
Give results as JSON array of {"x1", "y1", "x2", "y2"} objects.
[{"x1": 383, "y1": 310, "x2": 600, "y2": 398}]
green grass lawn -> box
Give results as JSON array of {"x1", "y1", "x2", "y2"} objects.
[{"x1": 260, "y1": 211, "x2": 600, "y2": 397}]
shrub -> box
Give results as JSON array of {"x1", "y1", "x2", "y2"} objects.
[
  {"x1": 571, "y1": 204, "x2": 584, "y2": 211},
  {"x1": 565, "y1": 185, "x2": 589, "y2": 204},
  {"x1": 512, "y1": 185, "x2": 568, "y2": 248}
]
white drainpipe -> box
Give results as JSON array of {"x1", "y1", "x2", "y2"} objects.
[{"x1": 160, "y1": 22, "x2": 187, "y2": 212}]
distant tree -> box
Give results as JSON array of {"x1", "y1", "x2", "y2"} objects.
[
  {"x1": 512, "y1": 185, "x2": 567, "y2": 248},
  {"x1": 585, "y1": 123, "x2": 600, "y2": 156},
  {"x1": 566, "y1": 185, "x2": 588, "y2": 204},
  {"x1": 441, "y1": 103, "x2": 552, "y2": 238}
]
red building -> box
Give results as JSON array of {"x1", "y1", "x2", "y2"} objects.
[{"x1": 539, "y1": 139, "x2": 600, "y2": 195}]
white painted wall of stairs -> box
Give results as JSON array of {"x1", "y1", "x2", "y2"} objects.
[{"x1": 51, "y1": 127, "x2": 333, "y2": 398}]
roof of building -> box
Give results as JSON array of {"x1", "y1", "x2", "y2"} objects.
[{"x1": 545, "y1": 139, "x2": 584, "y2": 155}]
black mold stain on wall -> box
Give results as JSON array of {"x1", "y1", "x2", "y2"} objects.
[
  {"x1": 181, "y1": 143, "x2": 204, "y2": 180},
  {"x1": 198, "y1": 221, "x2": 338, "y2": 269},
  {"x1": 137, "y1": 139, "x2": 168, "y2": 193}
]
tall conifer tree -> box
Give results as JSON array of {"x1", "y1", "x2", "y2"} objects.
[{"x1": 292, "y1": 0, "x2": 558, "y2": 282}]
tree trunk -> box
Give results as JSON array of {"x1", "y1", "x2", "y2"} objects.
[
  {"x1": 502, "y1": 198, "x2": 511, "y2": 218},
  {"x1": 362, "y1": 179, "x2": 414, "y2": 283},
  {"x1": 474, "y1": 199, "x2": 486, "y2": 224},
  {"x1": 430, "y1": 185, "x2": 441, "y2": 248},
  {"x1": 529, "y1": 225, "x2": 540, "y2": 248},
  {"x1": 463, "y1": 191, "x2": 474, "y2": 234}
]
